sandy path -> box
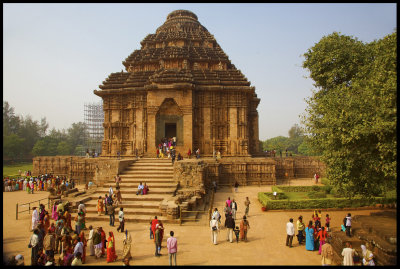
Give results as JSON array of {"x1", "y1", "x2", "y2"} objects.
[{"x1": 3, "y1": 180, "x2": 384, "y2": 265}]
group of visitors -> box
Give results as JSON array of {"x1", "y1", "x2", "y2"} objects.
[
  {"x1": 156, "y1": 137, "x2": 176, "y2": 158},
  {"x1": 136, "y1": 182, "x2": 150, "y2": 195},
  {"x1": 3, "y1": 174, "x2": 74, "y2": 195},
  {"x1": 286, "y1": 210, "x2": 375, "y2": 266},
  {"x1": 149, "y1": 216, "x2": 178, "y2": 265},
  {"x1": 27, "y1": 198, "x2": 133, "y2": 266},
  {"x1": 209, "y1": 196, "x2": 251, "y2": 245}
]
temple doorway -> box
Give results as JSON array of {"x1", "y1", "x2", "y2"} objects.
[{"x1": 165, "y1": 123, "x2": 177, "y2": 138}]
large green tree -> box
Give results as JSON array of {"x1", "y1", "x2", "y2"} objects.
[{"x1": 301, "y1": 31, "x2": 396, "y2": 198}]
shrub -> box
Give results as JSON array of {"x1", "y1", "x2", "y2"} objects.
[
  {"x1": 258, "y1": 192, "x2": 396, "y2": 210},
  {"x1": 307, "y1": 191, "x2": 327, "y2": 199}
]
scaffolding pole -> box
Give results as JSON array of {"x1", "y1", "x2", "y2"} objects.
[{"x1": 84, "y1": 101, "x2": 104, "y2": 156}]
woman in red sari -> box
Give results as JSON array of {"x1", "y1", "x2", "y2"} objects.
[
  {"x1": 43, "y1": 212, "x2": 50, "y2": 233},
  {"x1": 79, "y1": 231, "x2": 87, "y2": 264},
  {"x1": 106, "y1": 231, "x2": 118, "y2": 263}
]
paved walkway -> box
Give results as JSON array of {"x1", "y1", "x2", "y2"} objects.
[{"x1": 3, "y1": 180, "x2": 383, "y2": 265}]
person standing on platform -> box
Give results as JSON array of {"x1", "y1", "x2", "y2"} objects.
[
  {"x1": 210, "y1": 216, "x2": 219, "y2": 245},
  {"x1": 225, "y1": 213, "x2": 235, "y2": 243},
  {"x1": 296, "y1": 216, "x2": 305, "y2": 245},
  {"x1": 244, "y1": 197, "x2": 251, "y2": 217},
  {"x1": 167, "y1": 231, "x2": 177, "y2": 266},
  {"x1": 286, "y1": 218, "x2": 295, "y2": 247}
]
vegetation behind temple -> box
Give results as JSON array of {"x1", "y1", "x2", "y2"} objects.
[
  {"x1": 301, "y1": 31, "x2": 397, "y2": 198},
  {"x1": 3, "y1": 101, "x2": 88, "y2": 163}
]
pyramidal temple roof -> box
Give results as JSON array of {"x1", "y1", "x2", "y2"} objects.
[{"x1": 97, "y1": 10, "x2": 252, "y2": 91}]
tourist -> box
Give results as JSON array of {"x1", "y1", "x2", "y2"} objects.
[
  {"x1": 342, "y1": 242, "x2": 355, "y2": 265},
  {"x1": 75, "y1": 209, "x2": 85, "y2": 235},
  {"x1": 345, "y1": 213, "x2": 352, "y2": 237},
  {"x1": 122, "y1": 230, "x2": 132, "y2": 262},
  {"x1": 305, "y1": 221, "x2": 314, "y2": 251},
  {"x1": 318, "y1": 226, "x2": 328, "y2": 255},
  {"x1": 151, "y1": 216, "x2": 158, "y2": 239},
  {"x1": 115, "y1": 174, "x2": 121, "y2": 188},
  {"x1": 117, "y1": 207, "x2": 125, "y2": 233},
  {"x1": 314, "y1": 173, "x2": 320, "y2": 184},
  {"x1": 155, "y1": 224, "x2": 163, "y2": 256},
  {"x1": 115, "y1": 187, "x2": 123, "y2": 204},
  {"x1": 93, "y1": 228, "x2": 103, "y2": 258},
  {"x1": 244, "y1": 197, "x2": 251, "y2": 217},
  {"x1": 296, "y1": 216, "x2": 305, "y2": 245},
  {"x1": 240, "y1": 215, "x2": 250, "y2": 242},
  {"x1": 87, "y1": 225, "x2": 95, "y2": 256},
  {"x1": 212, "y1": 180, "x2": 217, "y2": 192},
  {"x1": 54, "y1": 222, "x2": 63, "y2": 254},
  {"x1": 43, "y1": 211, "x2": 51, "y2": 232},
  {"x1": 43, "y1": 228, "x2": 55, "y2": 258},
  {"x1": 79, "y1": 231, "x2": 87, "y2": 263},
  {"x1": 225, "y1": 212, "x2": 235, "y2": 243},
  {"x1": 286, "y1": 218, "x2": 295, "y2": 247},
  {"x1": 223, "y1": 202, "x2": 231, "y2": 224},
  {"x1": 143, "y1": 182, "x2": 149, "y2": 195},
  {"x1": 32, "y1": 207, "x2": 39, "y2": 231},
  {"x1": 325, "y1": 214, "x2": 331, "y2": 232},
  {"x1": 78, "y1": 201, "x2": 86, "y2": 214},
  {"x1": 73, "y1": 237, "x2": 83, "y2": 259},
  {"x1": 195, "y1": 148, "x2": 200, "y2": 159},
  {"x1": 210, "y1": 216, "x2": 219, "y2": 245},
  {"x1": 321, "y1": 237, "x2": 334, "y2": 266},
  {"x1": 97, "y1": 196, "x2": 104, "y2": 216},
  {"x1": 106, "y1": 231, "x2": 118, "y2": 262},
  {"x1": 158, "y1": 220, "x2": 165, "y2": 249},
  {"x1": 104, "y1": 194, "x2": 109, "y2": 215},
  {"x1": 109, "y1": 186, "x2": 114, "y2": 198},
  {"x1": 71, "y1": 252, "x2": 83, "y2": 266},
  {"x1": 167, "y1": 230, "x2": 178, "y2": 266},
  {"x1": 29, "y1": 229, "x2": 40, "y2": 266},
  {"x1": 231, "y1": 199, "x2": 238, "y2": 219},
  {"x1": 64, "y1": 210, "x2": 73, "y2": 231},
  {"x1": 100, "y1": 227, "x2": 107, "y2": 256},
  {"x1": 226, "y1": 197, "x2": 232, "y2": 208},
  {"x1": 107, "y1": 201, "x2": 116, "y2": 227},
  {"x1": 136, "y1": 182, "x2": 144, "y2": 195},
  {"x1": 234, "y1": 181, "x2": 239, "y2": 192},
  {"x1": 361, "y1": 243, "x2": 375, "y2": 266},
  {"x1": 217, "y1": 150, "x2": 221, "y2": 160},
  {"x1": 187, "y1": 148, "x2": 191, "y2": 159},
  {"x1": 212, "y1": 208, "x2": 221, "y2": 224},
  {"x1": 314, "y1": 222, "x2": 322, "y2": 252}
]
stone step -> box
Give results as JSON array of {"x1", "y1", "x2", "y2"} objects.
[
  {"x1": 108, "y1": 179, "x2": 174, "y2": 184},
  {"x1": 84, "y1": 214, "x2": 178, "y2": 224},
  {"x1": 97, "y1": 187, "x2": 176, "y2": 194},
  {"x1": 104, "y1": 183, "x2": 177, "y2": 188},
  {"x1": 138, "y1": 158, "x2": 173, "y2": 162},
  {"x1": 85, "y1": 200, "x2": 161, "y2": 209},
  {"x1": 88, "y1": 194, "x2": 168, "y2": 202},
  {"x1": 119, "y1": 174, "x2": 173, "y2": 179},
  {"x1": 122, "y1": 168, "x2": 174, "y2": 172},
  {"x1": 86, "y1": 207, "x2": 160, "y2": 215}
]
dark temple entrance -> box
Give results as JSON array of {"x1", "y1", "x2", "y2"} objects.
[{"x1": 165, "y1": 123, "x2": 177, "y2": 138}]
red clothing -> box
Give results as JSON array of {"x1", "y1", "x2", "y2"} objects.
[
  {"x1": 106, "y1": 232, "x2": 117, "y2": 262},
  {"x1": 151, "y1": 219, "x2": 158, "y2": 241},
  {"x1": 100, "y1": 230, "x2": 106, "y2": 255},
  {"x1": 79, "y1": 231, "x2": 87, "y2": 263},
  {"x1": 318, "y1": 230, "x2": 328, "y2": 241}
]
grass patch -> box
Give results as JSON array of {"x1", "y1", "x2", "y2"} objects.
[{"x1": 3, "y1": 162, "x2": 33, "y2": 177}]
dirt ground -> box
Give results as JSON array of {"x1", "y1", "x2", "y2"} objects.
[{"x1": 3, "y1": 179, "x2": 386, "y2": 265}]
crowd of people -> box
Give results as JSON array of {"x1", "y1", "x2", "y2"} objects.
[
  {"x1": 285, "y1": 210, "x2": 375, "y2": 266},
  {"x1": 209, "y1": 196, "x2": 251, "y2": 245},
  {"x1": 3, "y1": 174, "x2": 74, "y2": 194}
]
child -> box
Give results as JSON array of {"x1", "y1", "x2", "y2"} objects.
[
  {"x1": 325, "y1": 214, "x2": 331, "y2": 232},
  {"x1": 234, "y1": 226, "x2": 240, "y2": 243}
]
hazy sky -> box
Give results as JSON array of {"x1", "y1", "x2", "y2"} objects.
[{"x1": 3, "y1": 3, "x2": 396, "y2": 140}]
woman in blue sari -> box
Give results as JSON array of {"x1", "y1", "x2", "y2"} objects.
[{"x1": 305, "y1": 220, "x2": 314, "y2": 251}]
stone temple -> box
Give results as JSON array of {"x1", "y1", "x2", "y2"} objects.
[
  {"x1": 94, "y1": 10, "x2": 261, "y2": 158},
  {"x1": 33, "y1": 10, "x2": 325, "y2": 223}
]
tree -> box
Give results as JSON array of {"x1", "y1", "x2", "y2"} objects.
[
  {"x1": 262, "y1": 136, "x2": 289, "y2": 152},
  {"x1": 57, "y1": 141, "x2": 72, "y2": 155},
  {"x1": 301, "y1": 31, "x2": 396, "y2": 198},
  {"x1": 3, "y1": 134, "x2": 25, "y2": 161},
  {"x1": 67, "y1": 122, "x2": 88, "y2": 154}
]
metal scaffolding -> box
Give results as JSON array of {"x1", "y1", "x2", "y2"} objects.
[{"x1": 84, "y1": 101, "x2": 104, "y2": 155}]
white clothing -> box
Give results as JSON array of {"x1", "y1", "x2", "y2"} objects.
[
  {"x1": 119, "y1": 210, "x2": 124, "y2": 222},
  {"x1": 78, "y1": 203, "x2": 86, "y2": 214},
  {"x1": 138, "y1": 184, "x2": 144, "y2": 190},
  {"x1": 346, "y1": 216, "x2": 352, "y2": 227},
  {"x1": 226, "y1": 228, "x2": 233, "y2": 242},
  {"x1": 32, "y1": 209, "x2": 39, "y2": 230},
  {"x1": 342, "y1": 247, "x2": 355, "y2": 265},
  {"x1": 109, "y1": 187, "x2": 114, "y2": 196},
  {"x1": 286, "y1": 222, "x2": 295, "y2": 236},
  {"x1": 88, "y1": 229, "x2": 95, "y2": 256},
  {"x1": 30, "y1": 233, "x2": 39, "y2": 247},
  {"x1": 212, "y1": 211, "x2": 220, "y2": 221},
  {"x1": 210, "y1": 219, "x2": 219, "y2": 245}
]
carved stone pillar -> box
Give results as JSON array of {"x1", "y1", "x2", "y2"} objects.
[
  {"x1": 147, "y1": 106, "x2": 159, "y2": 154},
  {"x1": 229, "y1": 107, "x2": 238, "y2": 156},
  {"x1": 203, "y1": 107, "x2": 211, "y2": 154},
  {"x1": 181, "y1": 105, "x2": 193, "y2": 154}
]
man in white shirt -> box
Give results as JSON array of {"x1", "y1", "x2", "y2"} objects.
[
  {"x1": 212, "y1": 208, "x2": 221, "y2": 224},
  {"x1": 342, "y1": 242, "x2": 355, "y2": 265},
  {"x1": 286, "y1": 218, "x2": 295, "y2": 247},
  {"x1": 117, "y1": 207, "x2": 125, "y2": 233}
]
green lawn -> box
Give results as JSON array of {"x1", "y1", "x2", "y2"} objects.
[{"x1": 3, "y1": 162, "x2": 33, "y2": 177}]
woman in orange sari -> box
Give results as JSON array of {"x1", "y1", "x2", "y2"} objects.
[
  {"x1": 106, "y1": 231, "x2": 118, "y2": 263},
  {"x1": 64, "y1": 210, "x2": 72, "y2": 230},
  {"x1": 79, "y1": 231, "x2": 87, "y2": 264},
  {"x1": 43, "y1": 212, "x2": 50, "y2": 232},
  {"x1": 97, "y1": 196, "x2": 104, "y2": 216}
]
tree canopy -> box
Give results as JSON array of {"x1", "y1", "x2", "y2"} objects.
[
  {"x1": 301, "y1": 31, "x2": 397, "y2": 198},
  {"x1": 3, "y1": 101, "x2": 89, "y2": 162}
]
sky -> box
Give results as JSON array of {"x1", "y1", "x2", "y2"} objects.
[{"x1": 3, "y1": 3, "x2": 396, "y2": 140}]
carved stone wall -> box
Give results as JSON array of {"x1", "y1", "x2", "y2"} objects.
[
  {"x1": 274, "y1": 156, "x2": 326, "y2": 179},
  {"x1": 33, "y1": 156, "x2": 135, "y2": 186}
]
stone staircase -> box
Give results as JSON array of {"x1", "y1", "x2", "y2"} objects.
[{"x1": 84, "y1": 158, "x2": 179, "y2": 223}]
